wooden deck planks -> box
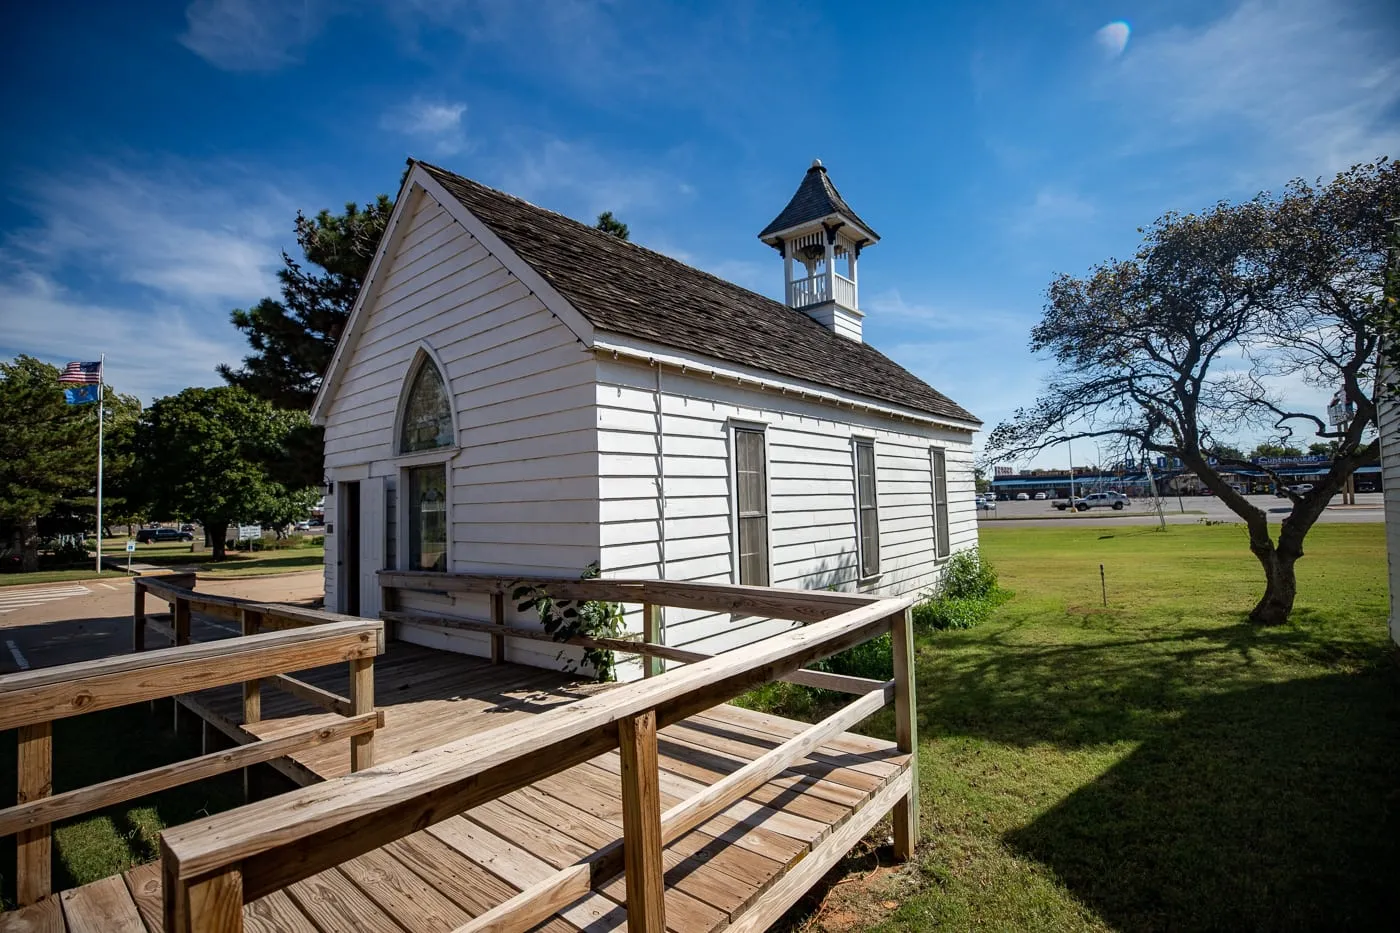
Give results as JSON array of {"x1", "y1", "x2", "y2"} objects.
[
  {"x1": 58, "y1": 876, "x2": 145, "y2": 933},
  {"x1": 2, "y1": 641, "x2": 911, "y2": 933},
  {"x1": 0, "y1": 896, "x2": 62, "y2": 933}
]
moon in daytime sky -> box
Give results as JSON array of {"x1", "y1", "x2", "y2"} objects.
[{"x1": 1095, "y1": 20, "x2": 1131, "y2": 58}]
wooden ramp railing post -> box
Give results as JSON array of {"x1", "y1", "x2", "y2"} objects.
[
  {"x1": 15, "y1": 722, "x2": 53, "y2": 905},
  {"x1": 490, "y1": 591, "x2": 505, "y2": 664},
  {"x1": 173, "y1": 595, "x2": 191, "y2": 734},
  {"x1": 349, "y1": 656, "x2": 375, "y2": 772},
  {"x1": 241, "y1": 608, "x2": 263, "y2": 802},
  {"x1": 133, "y1": 578, "x2": 148, "y2": 652},
  {"x1": 891, "y1": 606, "x2": 920, "y2": 859},
  {"x1": 619, "y1": 710, "x2": 666, "y2": 933},
  {"x1": 164, "y1": 859, "x2": 243, "y2": 933},
  {"x1": 641, "y1": 603, "x2": 663, "y2": 678}
]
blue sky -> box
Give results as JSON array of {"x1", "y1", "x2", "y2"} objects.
[{"x1": 2, "y1": 0, "x2": 1397, "y2": 464}]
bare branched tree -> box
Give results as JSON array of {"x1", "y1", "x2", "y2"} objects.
[{"x1": 988, "y1": 158, "x2": 1399, "y2": 625}]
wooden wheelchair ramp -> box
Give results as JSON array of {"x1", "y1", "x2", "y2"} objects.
[{"x1": 3, "y1": 573, "x2": 919, "y2": 933}]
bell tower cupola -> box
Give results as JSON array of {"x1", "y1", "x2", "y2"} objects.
[{"x1": 758, "y1": 159, "x2": 879, "y2": 342}]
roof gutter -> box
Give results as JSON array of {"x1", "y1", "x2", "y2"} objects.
[{"x1": 593, "y1": 339, "x2": 979, "y2": 434}]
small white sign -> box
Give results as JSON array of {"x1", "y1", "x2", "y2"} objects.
[
  {"x1": 126, "y1": 540, "x2": 136, "y2": 553},
  {"x1": 237, "y1": 524, "x2": 262, "y2": 540}
]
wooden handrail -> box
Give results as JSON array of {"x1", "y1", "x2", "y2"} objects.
[
  {"x1": 378, "y1": 571, "x2": 880, "y2": 623},
  {"x1": 452, "y1": 679, "x2": 894, "y2": 933},
  {"x1": 159, "y1": 596, "x2": 910, "y2": 928},
  {"x1": 0, "y1": 621, "x2": 382, "y2": 732},
  {"x1": 3, "y1": 612, "x2": 386, "y2": 906},
  {"x1": 0, "y1": 714, "x2": 378, "y2": 838},
  {"x1": 383, "y1": 608, "x2": 887, "y2": 695}
]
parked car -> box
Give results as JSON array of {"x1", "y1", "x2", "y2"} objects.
[
  {"x1": 1058, "y1": 491, "x2": 1132, "y2": 511},
  {"x1": 1276, "y1": 483, "x2": 1315, "y2": 497},
  {"x1": 1032, "y1": 491, "x2": 1048, "y2": 500},
  {"x1": 976, "y1": 496, "x2": 996, "y2": 511},
  {"x1": 1015, "y1": 492, "x2": 1030, "y2": 501},
  {"x1": 136, "y1": 527, "x2": 194, "y2": 543}
]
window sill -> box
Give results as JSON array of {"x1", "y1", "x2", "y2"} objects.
[{"x1": 390, "y1": 447, "x2": 461, "y2": 468}]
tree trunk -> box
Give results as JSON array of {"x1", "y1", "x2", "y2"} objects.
[
  {"x1": 19, "y1": 517, "x2": 40, "y2": 573},
  {"x1": 208, "y1": 522, "x2": 228, "y2": 560},
  {"x1": 1248, "y1": 537, "x2": 1299, "y2": 626}
]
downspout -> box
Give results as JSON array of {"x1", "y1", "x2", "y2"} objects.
[
  {"x1": 655, "y1": 361, "x2": 667, "y2": 580},
  {"x1": 655, "y1": 361, "x2": 667, "y2": 658}
]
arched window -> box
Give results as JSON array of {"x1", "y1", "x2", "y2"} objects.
[{"x1": 399, "y1": 358, "x2": 454, "y2": 453}]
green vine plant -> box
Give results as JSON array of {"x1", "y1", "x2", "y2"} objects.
[{"x1": 511, "y1": 562, "x2": 626, "y2": 682}]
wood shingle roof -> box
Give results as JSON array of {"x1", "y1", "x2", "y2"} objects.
[{"x1": 419, "y1": 161, "x2": 978, "y2": 425}]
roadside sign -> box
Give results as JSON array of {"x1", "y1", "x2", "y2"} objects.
[
  {"x1": 237, "y1": 525, "x2": 262, "y2": 540},
  {"x1": 126, "y1": 541, "x2": 136, "y2": 553}
]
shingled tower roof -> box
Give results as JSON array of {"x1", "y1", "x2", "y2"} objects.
[{"x1": 758, "y1": 160, "x2": 880, "y2": 243}]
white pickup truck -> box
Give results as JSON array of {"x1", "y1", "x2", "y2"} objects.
[{"x1": 1056, "y1": 491, "x2": 1132, "y2": 511}]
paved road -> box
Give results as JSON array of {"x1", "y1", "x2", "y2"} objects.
[
  {"x1": 979, "y1": 492, "x2": 1384, "y2": 527},
  {"x1": 0, "y1": 571, "x2": 325, "y2": 674}
]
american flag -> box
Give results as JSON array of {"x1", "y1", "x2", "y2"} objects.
[{"x1": 58, "y1": 361, "x2": 102, "y2": 384}]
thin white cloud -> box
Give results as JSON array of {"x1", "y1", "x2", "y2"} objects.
[
  {"x1": 1107, "y1": 0, "x2": 1400, "y2": 181},
  {"x1": 489, "y1": 136, "x2": 686, "y2": 220},
  {"x1": 0, "y1": 273, "x2": 249, "y2": 402},
  {"x1": 179, "y1": 0, "x2": 322, "y2": 71},
  {"x1": 380, "y1": 98, "x2": 470, "y2": 157},
  {"x1": 1009, "y1": 187, "x2": 1097, "y2": 238},
  {"x1": 864, "y1": 290, "x2": 1029, "y2": 333},
  {"x1": 0, "y1": 160, "x2": 306, "y2": 402},
  {"x1": 6, "y1": 162, "x2": 292, "y2": 305}
]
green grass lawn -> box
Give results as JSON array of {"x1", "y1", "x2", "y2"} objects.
[
  {"x1": 0, "y1": 539, "x2": 325, "y2": 587},
  {"x1": 132, "y1": 542, "x2": 325, "y2": 577},
  {"x1": 0, "y1": 569, "x2": 131, "y2": 588},
  {"x1": 808, "y1": 522, "x2": 1398, "y2": 931}
]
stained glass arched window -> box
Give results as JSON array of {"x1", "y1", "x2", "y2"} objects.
[{"x1": 399, "y1": 359, "x2": 454, "y2": 453}]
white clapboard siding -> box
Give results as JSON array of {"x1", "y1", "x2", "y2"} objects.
[
  {"x1": 319, "y1": 185, "x2": 602, "y2": 667},
  {"x1": 319, "y1": 181, "x2": 981, "y2": 675},
  {"x1": 1380, "y1": 381, "x2": 1400, "y2": 647},
  {"x1": 595, "y1": 357, "x2": 978, "y2": 657}
]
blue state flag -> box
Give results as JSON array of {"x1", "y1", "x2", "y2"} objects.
[{"x1": 63, "y1": 384, "x2": 100, "y2": 405}]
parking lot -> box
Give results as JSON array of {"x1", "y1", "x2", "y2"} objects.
[{"x1": 979, "y1": 491, "x2": 1384, "y2": 526}]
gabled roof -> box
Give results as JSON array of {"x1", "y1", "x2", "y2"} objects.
[
  {"x1": 416, "y1": 161, "x2": 977, "y2": 425},
  {"x1": 758, "y1": 160, "x2": 880, "y2": 243}
]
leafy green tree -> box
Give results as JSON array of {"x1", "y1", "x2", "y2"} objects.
[
  {"x1": 0, "y1": 357, "x2": 97, "y2": 571},
  {"x1": 989, "y1": 158, "x2": 1398, "y2": 625},
  {"x1": 134, "y1": 387, "x2": 318, "y2": 559},
  {"x1": 1249, "y1": 443, "x2": 1304, "y2": 459},
  {"x1": 595, "y1": 211, "x2": 630, "y2": 241},
  {"x1": 1306, "y1": 442, "x2": 1336, "y2": 457}
]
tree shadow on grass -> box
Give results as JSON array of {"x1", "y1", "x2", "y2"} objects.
[
  {"x1": 1004, "y1": 671, "x2": 1400, "y2": 930},
  {"x1": 916, "y1": 617, "x2": 1391, "y2": 750}
]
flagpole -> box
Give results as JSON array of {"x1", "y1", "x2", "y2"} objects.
[{"x1": 96, "y1": 354, "x2": 104, "y2": 573}]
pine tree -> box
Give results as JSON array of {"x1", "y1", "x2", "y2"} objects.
[
  {"x1": 220, "y1": 197, "x2": 394, "y2": 411},
  {"x1": 595, "y1": 211, "x2": 630, "y2": 241}
]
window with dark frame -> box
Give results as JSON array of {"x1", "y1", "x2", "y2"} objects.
[
  {"x1": 855, "y1": 439, "x2": 880, "y2": 577},
  {"x1": 407, "y1": 464, "x2": 447, "y2": 572},
  {"x1": 931, "y1": 447, "x2": 950, "y2": 559},
  {"x1": 734, "y1": 428, "x2": 769, "y2": 586}
]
